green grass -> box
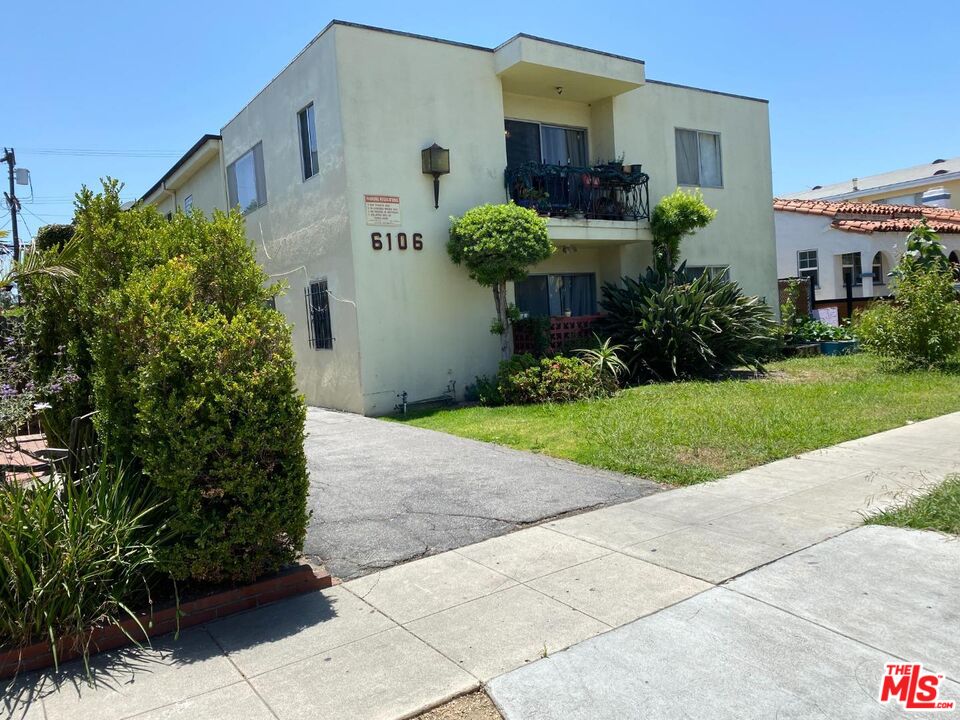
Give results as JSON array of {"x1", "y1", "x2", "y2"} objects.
[
  {"x1": 867, "y1": 476, "x2": 960, "y2": 535},
  {"x1": 399, "y1": 355, "x2": 960, "y2": 485}
]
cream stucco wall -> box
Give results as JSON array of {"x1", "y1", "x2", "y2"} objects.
[
  {"x1": 333, "y1": 25, "x2": 509, "y2": 415},
  {"x1": 220, "y1": 29, "x2": 363, "y2": 413},
  {"x1": 150, "y1": 149, "x2": 227, "y2": 219},
  {"x1": 613, "y1": 81, "x2": 778, "y2": 308}
]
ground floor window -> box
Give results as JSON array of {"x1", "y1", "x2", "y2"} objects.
[
  {"x1": 514, "y1": 273, "x2": 596, "y2": 317},
  {"x1": 841, "y1": 252, "x2": 863, "y2": 288},
  {"x1": 305, "y1": 279, "x2": 333, "y2": 349},
  {"x1": 798, "y1": 249, "x2": 819, "y2": 288},
  {"x1": 683, "y1": 265, "x2": 730, "y2": 282}
]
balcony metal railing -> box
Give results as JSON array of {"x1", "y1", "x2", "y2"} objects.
[{"x1": 505, "y1": 162, "x2": 650, "y2": 221}]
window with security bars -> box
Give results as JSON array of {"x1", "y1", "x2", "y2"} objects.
[{"x1": 305, "y1": 280, "x2": 333, "y2": 350}]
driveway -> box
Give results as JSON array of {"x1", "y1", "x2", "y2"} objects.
[{"x1": 302, "y1": 407, "x2": 662, "y2": 580}]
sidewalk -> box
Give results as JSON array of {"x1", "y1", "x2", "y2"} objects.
[{"x1": 5, "y1": 413, "x2": 960, "y2": 720}]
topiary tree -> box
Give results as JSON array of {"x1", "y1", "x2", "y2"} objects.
[
  {"x1": 650, "y1": 189, "x2": 717, "y2": 275},
  {"x1": 448, "y1": 203, "x2": 553, "y2": 359}
]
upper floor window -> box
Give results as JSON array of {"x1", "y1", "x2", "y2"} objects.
[
  {"x1": 227, "y1": 142, "x2": 267, "y2": 213},
  {"x1": 675, "y1": 129, "x2": 722, "y2": 188},
  {"x1": 798, "y1": 249, "x2": 819, "y2": 288},
  {"x1": 505, "y1": 120, "x2": 587, "y2": 167},
  {"x1": 298, "y1": 104, "x2": 319, "y2": 180}
]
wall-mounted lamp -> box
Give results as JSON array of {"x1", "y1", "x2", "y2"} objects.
[{"x1": 421, "y1": 143, "x2": 450, "y2": 209}]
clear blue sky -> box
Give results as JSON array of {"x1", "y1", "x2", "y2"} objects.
[{"x1": 6, "y1": 0, "x2": 959, "y2": 241}]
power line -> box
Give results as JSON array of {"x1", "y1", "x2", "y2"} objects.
[{"x1": 19, "y1": 147, "x2": 180, "y2": 158}]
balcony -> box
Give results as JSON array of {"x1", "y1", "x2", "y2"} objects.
[{"x1": 505, "y1": 162, "x2": 650, "y2": 222}]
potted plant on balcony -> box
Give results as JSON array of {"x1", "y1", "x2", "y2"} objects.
[{"x1": 516, "y1": 186, "x2": 550, "y2": 214}]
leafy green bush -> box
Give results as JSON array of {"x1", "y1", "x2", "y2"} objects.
[
  {"x1": 856, "y1": 222, "x2": 960, "y2": 370},
  {"x1": 856, "y1": 266, "x2": 960, "y2": 369},
  {"x1": 599, "y1": 265, "x2": 776, "y2": 380},
  {"x1": 786, "y1": 318, "x2": 854, "y2": 344},
  {"x1": 19, "y1": 181, "x2": 310, "y2": 586},
  {"x1": 0, "y1": 464, "x2": 171, "y2": 664},
  {"x1": 73, "y1": 190, "x2": 310, "y2": 584},
  {"x1": 495, "y1": 353, "x2": 605, "y2": 405},
  {"x1": 650, "y1": 189, "x2": 717, "y2": 274}
]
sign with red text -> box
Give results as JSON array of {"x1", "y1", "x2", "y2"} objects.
[{"x1": 365, "y1": 195, "x2": 401, "y2": 226}]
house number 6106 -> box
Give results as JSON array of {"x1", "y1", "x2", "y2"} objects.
[{"x1": 371, "y1": 232, "x2": 423, "y2": 251}]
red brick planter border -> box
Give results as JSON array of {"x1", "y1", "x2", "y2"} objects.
[{"x1": 0, "y1": 562, "x2": 332, "y2": 679}]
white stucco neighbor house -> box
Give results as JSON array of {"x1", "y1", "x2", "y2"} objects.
[
  {"x1": 141, "y1": 20, "x2": 777, "y2": 415},
  {"x1": 783, "y1": 156, "x2": 960, "y2": 209},
  {"x1": 774, "y1": 198, "x2": 960, "y2": 307}
]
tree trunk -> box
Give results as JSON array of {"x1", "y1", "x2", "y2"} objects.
[{"x1": 493, "y1": 281, "x2": 512, "y2": 360}]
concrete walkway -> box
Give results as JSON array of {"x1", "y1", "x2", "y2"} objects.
[
  {"x1": 302, "y1": 407, "x2": 660, "y2": 579},
  {"x1": 5, "y1": 413, "x2": 960, "y2": 720}
]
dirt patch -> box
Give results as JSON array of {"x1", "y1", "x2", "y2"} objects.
[
  {"x1": 673, "y1": 445, "x2": 732, "y2": 471},
  {"x1": 415, "y1": 691, "x2": 502, "y2": 720}
]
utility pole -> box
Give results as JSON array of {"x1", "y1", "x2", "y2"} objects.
[{"x1": 2, "y1": 147, "x2": 20, "y2": 262}]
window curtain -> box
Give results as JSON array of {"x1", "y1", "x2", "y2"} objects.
[
  {"x1": 675, "y1": 129, "x2": 699, "y2": 185},
  {"x1": 698, "y1": 133, "x2": 722, "y2": 187},
  {"x1": 567, "y1": 274, "x2": 595, "y2": 315},
  {"x1": 541, "y1": 126, "x2": 569, "y2": 165}
]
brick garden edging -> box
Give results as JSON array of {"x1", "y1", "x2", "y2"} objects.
[{"x1": 0, "y1": 562, "x2": 332, "y2": 679}]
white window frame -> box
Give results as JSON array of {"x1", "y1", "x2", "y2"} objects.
[
  {"x1": 675, "y1": 128, "x2": 723, "y2": 188},
  {"x1": 797, "y1": 249, "x2": 819, "y2": 289},
  {"x1": 183, "y1": 194, "x2": 193, "y2": 213},
  {"x1": 683, "y1": 265, "x2": 731, "y2": 282},
  {"x1": 841, "y1": 252, "x2": 863, "y2": 288},
  {"x1": 298, "y1": 103, "x2": 320, "y2": 181}
]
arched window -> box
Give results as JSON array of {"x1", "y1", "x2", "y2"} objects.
[{"x1": 872, "y1": 252, "x2": 885, "y2": 285}]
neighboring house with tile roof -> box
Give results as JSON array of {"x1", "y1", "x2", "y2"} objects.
[
  {"x1": 774, "y1": 198, "x2": 960, "y2": 302},
  {"x1": 782, "y1": 156, "x2": 960, "y2": 209}
]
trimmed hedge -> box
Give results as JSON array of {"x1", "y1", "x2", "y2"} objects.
[{"x1": 24, "y1": 181, "x2": 310, "y2": 585}]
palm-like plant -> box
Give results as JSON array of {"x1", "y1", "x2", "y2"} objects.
[
  {"x1": 0, "y1": 229, "x2": 81, "y2": 295},
  {"x1": 576, "y1": 335, "x2": 629, "y2": 387}
]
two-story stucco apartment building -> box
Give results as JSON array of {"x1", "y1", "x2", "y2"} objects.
[{"x1": 141, "y1": 21, "x2": 777, "y2": 415}]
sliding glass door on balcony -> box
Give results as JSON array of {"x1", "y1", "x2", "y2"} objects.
[{"x1": 505, "y1": 120, "x2": 587, "y2": 167}]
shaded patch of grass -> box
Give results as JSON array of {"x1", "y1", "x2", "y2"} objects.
[
  {"x1": 866, "y1": 476, "x2": 960, "y2": 535},
  {"x1": 399, "y1": 355, "x2": 960, "y2": 485}
]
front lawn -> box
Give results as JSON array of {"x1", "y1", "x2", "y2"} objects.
[
  {"x1": 400, "y1": 355, "x2": 960, "y2": 485},
  {"x1": 867, "y1": 476, "x2": 960, "y2": 535}
]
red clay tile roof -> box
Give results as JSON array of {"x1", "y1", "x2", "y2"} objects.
[{"x1": 773, "y1": 198, "x2": 960, "y2": 234}]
